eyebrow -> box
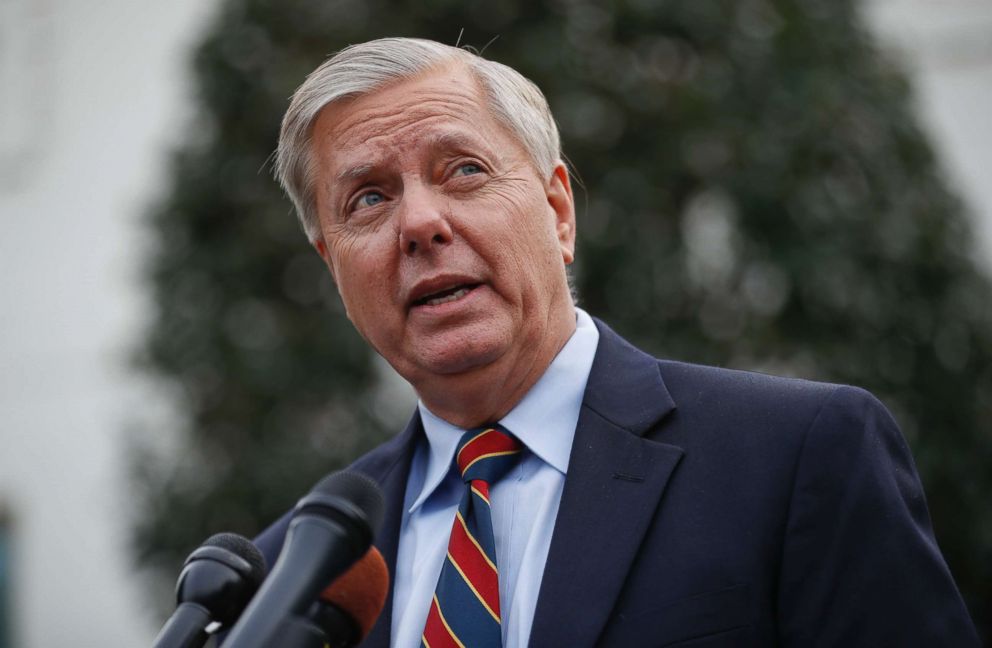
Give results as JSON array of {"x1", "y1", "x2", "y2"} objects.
[
  {"x1": 425, "y1": 131, "x2": 483, "y2": 154},
  {"x1": 332, "y1": 132, "x2": 489, "y2": 185},
  {"x1": 335, "y1": 163, "x2": 376, "y2": 184}
]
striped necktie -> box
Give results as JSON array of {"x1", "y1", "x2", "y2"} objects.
[{"x1": 422, "y1": 425, "x2": 522, "y2": 648}]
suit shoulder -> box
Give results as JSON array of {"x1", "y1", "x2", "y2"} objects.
[
  {"x1": 655, "y1": 359, "x2": 895, "y2": 446},
  {"x1": 657, "y1": 358, "x2": 845, "y2": 408}
]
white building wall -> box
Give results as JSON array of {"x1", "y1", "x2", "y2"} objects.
[
  {"x1": 0, "y1": 1, "x2": 216, "y2": 645},
  {"x1": 0, "y1": 1, "x2": 988, "y2": 646},
  {"x1": 865, "y1": 0, "x2": 992, "y2": 270}
]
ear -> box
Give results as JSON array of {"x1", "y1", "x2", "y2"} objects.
[
  {"x1": 546, "y1": 160, "x2": 576, "y2": 265},
  {"x1": 312, "y1": 236, "x2": 337, "y2": 283}
]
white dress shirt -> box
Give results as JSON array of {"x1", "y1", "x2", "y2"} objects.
[{"x1": 390, "y1": 308, "x2": 600, "y2": 648}]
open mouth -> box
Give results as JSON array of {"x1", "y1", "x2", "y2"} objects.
[{"x1": 412, "y1": 283, "x2": 480, "y2": 307}]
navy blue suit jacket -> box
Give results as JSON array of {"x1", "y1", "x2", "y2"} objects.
[{"x1": 255, "y1": 318, "x2": 979, "y2": 646}]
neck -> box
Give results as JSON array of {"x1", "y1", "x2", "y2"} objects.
[{"x1": 416, "y1": 306, "x2": 577, "y2": 429}]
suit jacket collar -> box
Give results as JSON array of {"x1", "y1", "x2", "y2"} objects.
[
  {"x1": 358, "y1": 317, "x2": 683, "y2": 648},
  {"x1": 582, "y1": 317, "x2": 677, "y2": 434},
  {"x1": 528, "y1": 318, "x2": 683, "y2": 647}
]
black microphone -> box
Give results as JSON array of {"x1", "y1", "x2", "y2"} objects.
[
  {"x1": 221, "y1": 471, "x2": 385, "y2": 648},
  {"x1": 153, "y1": 532, "x2": 267, "y2": 648}
]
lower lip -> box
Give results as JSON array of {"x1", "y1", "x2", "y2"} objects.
[{"x1": 410, "y1": 285, "x2": 484, "y2": 316}]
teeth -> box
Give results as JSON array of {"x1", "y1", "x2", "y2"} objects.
[{"x1": 425, "y1": 287, "x2": 470, "y2": 306}]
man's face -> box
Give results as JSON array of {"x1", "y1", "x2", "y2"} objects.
[{"x1": 310, "y1": 65, "x2": 576, "y2": 392}]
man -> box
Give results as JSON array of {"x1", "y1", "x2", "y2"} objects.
[{"x1": 254, "y1": 38, "x2": 979, "y2": 646}]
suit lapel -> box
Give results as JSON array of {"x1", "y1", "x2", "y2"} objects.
[
  {"x1": 353, "y1": 414, "x2": 422, "y2": 648},
  {"x1": 529, "y1": 320, "x2": 684, "y2": 648}
]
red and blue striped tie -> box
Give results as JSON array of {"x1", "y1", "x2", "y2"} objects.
[{"x1": 422, "y1": 425, "x2": 522, "y2": 648}]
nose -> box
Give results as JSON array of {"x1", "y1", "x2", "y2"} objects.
[{"x1": 397, "y1": 184, "x2": 453, "y2": 255}]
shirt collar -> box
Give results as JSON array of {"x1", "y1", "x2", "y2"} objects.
[{"x1": 409, "y1": 308, "x2": 600, "y2": 513}]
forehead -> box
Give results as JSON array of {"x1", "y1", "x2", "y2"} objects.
[{"x1": 310, "y1": 66, "x2": 520, "y2": 172}]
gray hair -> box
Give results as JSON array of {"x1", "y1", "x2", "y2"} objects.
[{"x1": 275, "y1": 37, "x2": 562, "y2": 241}]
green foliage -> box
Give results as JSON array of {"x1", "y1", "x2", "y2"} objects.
[{"x1": 134, "y1": 0, "x2": 992, "y2": 636}]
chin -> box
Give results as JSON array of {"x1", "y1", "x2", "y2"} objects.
[{"x1": 411, "y1": 332, "x2": 509, "y2": 377}]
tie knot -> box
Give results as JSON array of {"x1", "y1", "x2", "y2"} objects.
[{"x1": 455, "y1": 425, "x2": 522, "y2": 484}]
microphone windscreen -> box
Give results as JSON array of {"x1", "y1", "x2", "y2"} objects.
[
  {"x1": 309, "y1": 471, "x2": 385, "y2": 534},
  {"x1": 318, "y1": 546, "x2": 389, "y2": 641},
  {"x1": 202, "y1": 532, "x2": 267, "y2": 587}
]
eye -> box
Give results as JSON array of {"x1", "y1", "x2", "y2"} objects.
[
  {"x1": 455, "y1": 162, "x2": 483, "y2": 176},
  {"x1": 354, "y1": 191, "x2": 385, "y2": 209}
]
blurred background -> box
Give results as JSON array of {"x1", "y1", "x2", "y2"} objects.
[{"x1": 1, "y1": 0, "x2": 990, "y2": 645}]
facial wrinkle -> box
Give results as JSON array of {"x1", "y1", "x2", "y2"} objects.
[{"x1": 331, "y1": 90, "x2": 480, "y2": 147}]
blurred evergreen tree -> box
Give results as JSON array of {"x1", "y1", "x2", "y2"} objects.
[{"x1": 133, "y1": 0, "x2": 992, "y2": 636}]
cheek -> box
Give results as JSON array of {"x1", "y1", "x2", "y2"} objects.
[
  {"x1": 329, "y1": 237, "x2": 394, "y2": 318},
  {"x1": 509, "y1": 199, "x2": 563, "y2": 264},
  {"x1": 477, "y1": 184, "x2": 551, "y2": 243}
]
